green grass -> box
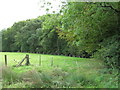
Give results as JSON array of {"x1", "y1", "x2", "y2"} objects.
[{"x1": 0, "y1": 52, "x2": 118, "y2": 88}]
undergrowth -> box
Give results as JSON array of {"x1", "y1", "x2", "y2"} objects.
[{"x1": 2, "y1": 66, "x2": 119, "y2": 88}]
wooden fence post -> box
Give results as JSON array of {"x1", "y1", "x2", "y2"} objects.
[
  {"x1": 76, "y1": 61, "x2": 78, "y2": 67},
  {"x1": 39, "y1": 55, "x2": 41, "y2": 66},
  {"x1": 51, "y1": 57, "x2": 53, "y2": 67},
  {"x1": 25, "y1": 54, "x2": 30, "y2": 66},
  {"x1": 5, "y1": 55, "x2": 7, "y2": 66}
]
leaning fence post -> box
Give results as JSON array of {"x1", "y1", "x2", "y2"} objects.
[{"x1": 5, "y1": 55, "x2": 7, "y2": 66}]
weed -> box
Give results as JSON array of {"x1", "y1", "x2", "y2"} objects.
[
  {"x1": 2, "y1": 66, "x2": 21, "y2": 86},
  {"x1": 1, "y1": 52, "x2": 119, "y2": 88}
]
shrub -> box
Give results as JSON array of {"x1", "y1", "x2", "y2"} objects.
[{"x1": 94, "y1": 34, "x2": 120, "y2": 69}]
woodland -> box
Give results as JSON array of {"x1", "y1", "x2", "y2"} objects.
[{"x1": 0, "y1": 2, "x2": 119, "y2": 88}]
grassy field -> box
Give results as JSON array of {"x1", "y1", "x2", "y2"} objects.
[{"x1": 0, "y1": 52, "x2": 118, "y2": 88}]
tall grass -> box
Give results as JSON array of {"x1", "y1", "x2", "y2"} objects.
[
  {"x1": 1, "y1": 52, "x2": 119, "y2": 88},
  {"x1": 2, "y1": 66, "x2": 118, "y2": 88},
  {"x1": 17, "y1": 67, "x2": 98, "y2": 88},
  {"x1": 2, "y1": 66, "x2": 22, "y2": 86}
]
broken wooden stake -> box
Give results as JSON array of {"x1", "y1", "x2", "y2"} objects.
[
  {"x1": 25, "y1": 54, "x2": 30, "y2": 66},
  {"x1": 16, "y1": 57, "x2": 26, "y2": 67},
  {"x1": 16, "y1": 54, "x2": 30, "y2": 67}
]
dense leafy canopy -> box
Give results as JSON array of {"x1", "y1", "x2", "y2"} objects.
[{"x1": 1, "y1": 2, "x2": 119, "y2": 68}]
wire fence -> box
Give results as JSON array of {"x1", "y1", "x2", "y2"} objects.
[{"x1": 0, "y1": 53, "x2": 70, "y2": 67}]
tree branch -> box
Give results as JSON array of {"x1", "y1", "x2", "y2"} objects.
[{"x1": 99, "y1": 3, "x2": 120, "y2": 13}]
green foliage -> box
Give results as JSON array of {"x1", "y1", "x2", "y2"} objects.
[
  {"x1": 4, "y1": 82, "x2": 32, "y2": 88},
  {"x1": 57, "y1": 2, "x2": 119, "y2": 67},
  {"x1": 96, "y1": 68, "x2": 118, "y2": 88},
  {"x1": 2, "y1": 2, "x2": 119, "y2": 68},
  {"x1": 2, "y1": 67, "x2": 22, "y2": 86},
  {"x1": 2, "y1": 14, "x2": 69, "y2": 55},
  {"x1": 59, "y1": 2, "x2": 118, "y2": 52},
  {"x1": 1, "y1": 52, "x2": 118, "y2": 88},
  {"x1": 2, "y1": 66, "x2": 118, "y2": 88},
  {"x1": 94, "y1": 34, "x2": 120, "y2": 68},
  {"x1": 1, "y1": 1, "x2": 119, "y2": 88}
]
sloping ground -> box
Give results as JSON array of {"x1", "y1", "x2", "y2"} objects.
[{"x1": 0, "y1": 52, "x2": 118, "y2": 88}]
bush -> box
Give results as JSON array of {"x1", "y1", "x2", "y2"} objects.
[
  {"x1": 94, "y1": 34, "x2": 120, "y2": 69},
  {"x1": 96, "y1": 69, "x2": 118, "y2": 88}
]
